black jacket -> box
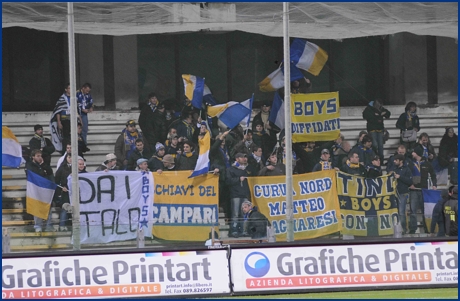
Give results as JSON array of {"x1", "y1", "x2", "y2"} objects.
[
  {"x1": 341, "y1": 161, "x2": 366, "y2": 177},
  {"x1": 127, "y1": 149, "x2": 152, "y2": 171},
  {"x1": 226, "y1": 164, "x2": 251, "y2": 199},
  {"x1": 259, "y1": 163, "x2": 286, "y2": 176},
  {"x1": 443, "y1": 197, "x2": 458, "y2": 236},
  {"x1": 138, "y1": 103, "x2": 157, "y2": 152},
  {"x1": 393, "y1": 164, "x2": 413, "y2": 194},
  {"x1": 410, "y1": 158, "x2": 437, "y2": 189},
  {"x1": 396, "y1": 112, "x2": 420, "y2": 132},
  {"x1": 176, "y1": 153, "x2": 198, "y2": 171},
  {"x1": 25, "y1": 160, "x2": 54, "y2": 181},
  {"x1": 362, "y1": 104, "x2": 391, "y2": 132},
  {"x1": 29, "y1": 136, "x2": 55, "y2": 166},
  {"x1": 243, "y1": 207, "x2": 271, "y2": 239}
]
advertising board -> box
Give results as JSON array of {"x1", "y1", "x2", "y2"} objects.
[
  {"x1": 230, "y1": 242, "x2": 458, "y2": 292},
  {"x1": 2, "y1": 250, "x2": 230, "y2": 299}
]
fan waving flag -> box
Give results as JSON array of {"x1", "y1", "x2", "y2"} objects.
[
  {"x1": 268, "y1": 92, "x2": 285, "y2": 130},
  {"x1": 2, "y1": 126, "x2": 25, "y2": 168},
  {"x1": 26, "y1": 171, "x2": 57, "y2": 219},
  {"x1": 290, "y1": 38, "x2": 328, "y2": 76},
  {"x1": 422, "y1": 188, "x2": 442, "y2": 219},
  {"x1": 208, "y1": 100, "x2": 252, "y2": 130},
  {"x1": 259, "y1": 63, "x2": 304, "y2": 92},
  {"x1": 190, "y1": 131, "x2": 211, "y2": 178}
]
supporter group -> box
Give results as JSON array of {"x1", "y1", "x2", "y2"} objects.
[{"x1": 26, "y1": 81, "x2": 458, "y2": 238}]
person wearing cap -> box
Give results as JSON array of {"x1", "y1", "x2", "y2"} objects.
[
  {"x1": 176, "y1": 141, "x2": 198, "y2": 171},
  {"x1": 350, "y1": 134, "x2": 376, "y2": 166},
  {"x1": 252, "y1": 100, "x2": 279, "y2": 156},
  {"x1": 390, "y1": 153, "x2": 413, "y2": 235},
  {"x1": 430, "y1": 186, "x2": 453, "y2": 237},
  {"x1": 362, "y1": 99, "x2": 391, "y2": 165},
  {"x1": 341, "y1": 151, "x2": 366, "y2": 177},
  {"x1": 165, "y1": 133, "x2": 181, "y2": 158},
  {"x1": 312, "y1": 148, "x2": 338, "y2": 172},
  {"x1": 366, "y1": 155, "x2": 383, "y2": 179},
  {"x1": 95, "y1": 153, "x2": 119, "y2": 172},
  {"x1": 226, "y1": 152, "x2": 252, "y2": 237},
  {"x1": 259, "y1": 152, "x2": 286, "y2": 176},
  {"x1": 29, "y1": 124, "x2": 55, "y2": 166},
  {"x1": 138, "y1": 92, "x2": 159, "y2": 152},
  {"x1": 126, "y1": 138, "x2": 152, "y2": 171},
  {"x1": 136, "y1": 158, "x2": 150, "y2": 172},
  {"x1": 158, "y1": 154, "x2": 176, "y2": 173},
  {"x1": 114, "y1": 120, "x2": 143, "y2": 169},
  {"x1": 148, "y1": 142, "x2": 166, "y2": 172},
  {"x1": 442, "y1": 185, "x2": 458, "y2": 237},
  {"x1": 408, "y1": 145, "x2": 437, "y2": 234}
]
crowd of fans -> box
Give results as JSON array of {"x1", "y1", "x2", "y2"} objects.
[{"x1": 23, "y1": 83, "x2": 458, "y2": 238}]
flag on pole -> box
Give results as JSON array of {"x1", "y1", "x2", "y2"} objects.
[
  {"x1": 207, "y1": 99, "x2": 252, "y2": 130},
  {"x1": 190, "y1": 131, "x2": 211, "y2": 178},
  {"x1": 422, "y1": 189, "x2": 442, "y2": 219},
  {"x1": 2, "y1": 126, "x2": 25, "y2": 168},
  {"x1": 259, "y1": 63, "x2": 304, "y2": 92},
  {"x1": 290, "y1": 38, "x2": 328, "y2": 76},
  {"x1": 26, "y1": 171, "x2": 57, "y2": 219},
  {"x1": 268, "y1": 93, "x2": 285, "y2": 130},
  {"x1": 182, "y1": 74, "x2": 217, "y2": 109},
  {"x1": 239, "y1": 94, "x2": 254, "y2": 129}
]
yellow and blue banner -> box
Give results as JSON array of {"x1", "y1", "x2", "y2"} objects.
[
  {"x1": 290, "y1": 38, "x2": 328, "y2": 76},
  {"x1": 152, "y1": 171, "x2": 219, "y2": 241},
  {"x1": 2, "y1": 126, "x2": 25, "y2": 168},
  {"x1": 337, "y1": 172, "x2": 398, "y2": 236},
  {"x1": 291, "y1": 92, "x2": 340, "y2": 142},
  {"x1": 190, "y1": 131, "x2": 210, "y2": 178},
  {"x1": 247, "y1": 170, "x2": 342, "y2": 241},
  {"x1": 26, "y1": 171, "x2": 57, "y2": 219}
]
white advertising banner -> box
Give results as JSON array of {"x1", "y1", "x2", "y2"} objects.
[
  {"x1": 69, "y1": 171, "x2": 154, "y2": 244},
  {"x1": 2, "y1": 250, "x2": 230, "y2": 299},
  {"x1": 230, "y1": 242, "x2": 458, "y2": 292}
]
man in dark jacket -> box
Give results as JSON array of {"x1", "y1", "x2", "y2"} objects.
[
  {"x1": 408, "y1": 146, "x2": 437, "y2": 234},
  {"x1": 391, "y1": 154, "x2": 413, "y2": 234},
  {"x1": 127, "y1": 139, "x2": 152, "y2": 171},
  {"x1": 138, "y1": 92, "x2": 159, "y2": 153},
  {"x1": 443, "y1": 185, "x2": 458, "y2": 237},
  {"x1": 350, "y1": 134, "x2": 376, "y2": 167},
  {"x1": 362, "y1": 99, "x2": 391, "y2": 163},
  {"x1": 312, "y1": 149, "x2": 337, "y2": 172},
  {"x1": 252, "y1": 100, "x2": 279, "y2": 157},
  {"x1": 341, "y1": 151, "x2": 366, "y2": 177},
  {"x1": 152, "y1": 101, "x2": 168, "y2": 149},
  {"x1": 430, "y1": 187, "x2": 452, "y2": 237},
  {"x1": 29, "y1": 124, "x2": 55, "y2": 166},
  {"x1": 386, "y1": 145, "x2": 412, "y2": 173},
  {"x1": 226, "y1": 153, "x2": 251, "y2": 237},
  {"x1": 396, "y1": 101, "x2": 420, "y2": 152},
  {"x1": 259, "y1": 153, "x2": 286, "y2": 176},
  {"x1": 241, "y1": 200, "x2": 271, "y2": 239}
]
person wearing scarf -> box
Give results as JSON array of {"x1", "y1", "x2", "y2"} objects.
[
  {"x1": 396, "y1": 102, "x2": 421, "y2": 152},
  {"x1": 148, "y1": 142, "x2": 166, "y2": 172},
  {"x1": 29, "y1": 124, "x2": 55, "y2": 166},
  {"x1": 226, "y1": 153, "x2": 251, "y2": 238},
  {"x1": 366, "y1": 155, "x2": 383, "y2": 178},
  {"x1": 176, "y1": 141, "x2": 198, "y2": 171},
  {"x1": 210, "y1": 130, "x2": 232, "y2": 216},
  {"x1": 350, "y1": 134, "x2": 376, "y2": 166},
  {"x1": 341, "y1": 151, "x2": 366, "y2": 177},
  {"x1": 312, "y1": 149, "x2": 339, "y2": 172},
  {"x1": 241, "y1": 200, "x2": 271, "y2": 239},
  {"x1": 115, "y1": 120, "x2": 143, "y2": 169},
  {"x1": 247, "y1": 145, "x2": 265, "y2": 176}
]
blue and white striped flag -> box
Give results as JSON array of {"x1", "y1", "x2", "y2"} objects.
[
  {"x1": 190, "y1": 131, "x2": 211, "y2": 178},
  {"x1": 2, "y1": 126, "x2": 25, "y2": 168}
]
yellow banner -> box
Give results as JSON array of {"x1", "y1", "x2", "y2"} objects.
[
  {"x1": 247, "y1": 170, "x2": 342, "y2": 241},
  {"x1": 291, "y1": 92, "x2": 340, "y2": 142},
  {"x1": 152, "y1": 171, "x2": 219, "y2": 241},
  {"x1": 336, "y1": 172, "x2": 398, "y2": 236}
]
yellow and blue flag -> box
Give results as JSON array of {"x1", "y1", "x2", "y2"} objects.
[
  {"x1": 269, "y1": 92, "x2": 285, "y2": 130},
  {"x1": 290, "y1": 38, "x2": 328, "y2": 76},
  {"x1": 26, "y1": 171, "x2": 57, "y2": 219},
  {"x1": 207, "y1": 98, "x2": 252, "y2": 130},
  {"x1": 258, "y1": 63, "x2": 304, "y2": 92},
  {"x1": 190, "y1": 131, "x2": 211, "y2": 178},
  {"x1": 182, "y1": 74, "x2": 216, "y2": 109},
  {"x1": 2, "y1": 126, "x2": 25, "y2": 168}
]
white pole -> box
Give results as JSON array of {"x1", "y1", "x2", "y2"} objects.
[
  {"x1": 67, "y1": 2, "x2": 81, "y2": 250},
  {"x1": 283, "y1": 2, "x2": 294, "y2": 242}
]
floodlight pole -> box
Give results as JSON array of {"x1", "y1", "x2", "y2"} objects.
[
  {"x1": 68, "y1": 2, "x2": 81, "y2": 250},
  {"x1": 283, "y1": 2, "x2": 294, "y2": 242}
]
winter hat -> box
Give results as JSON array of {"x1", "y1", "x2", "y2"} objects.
[
  {"x1": 106, "y1": 153, "x2": 117, "y2": 161},
  {"x1": 155, "y1": 142, "x2": 165, "y2": 152},
  {"x1": 34, "y1": 124, "x2": 43, "y2": 131},
  {"x1": 413, "y1": 146, "x2": 424, "y2": 158},
  {"x1": 163, "y1": 154, "x2": 175, "y2": 164}
]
